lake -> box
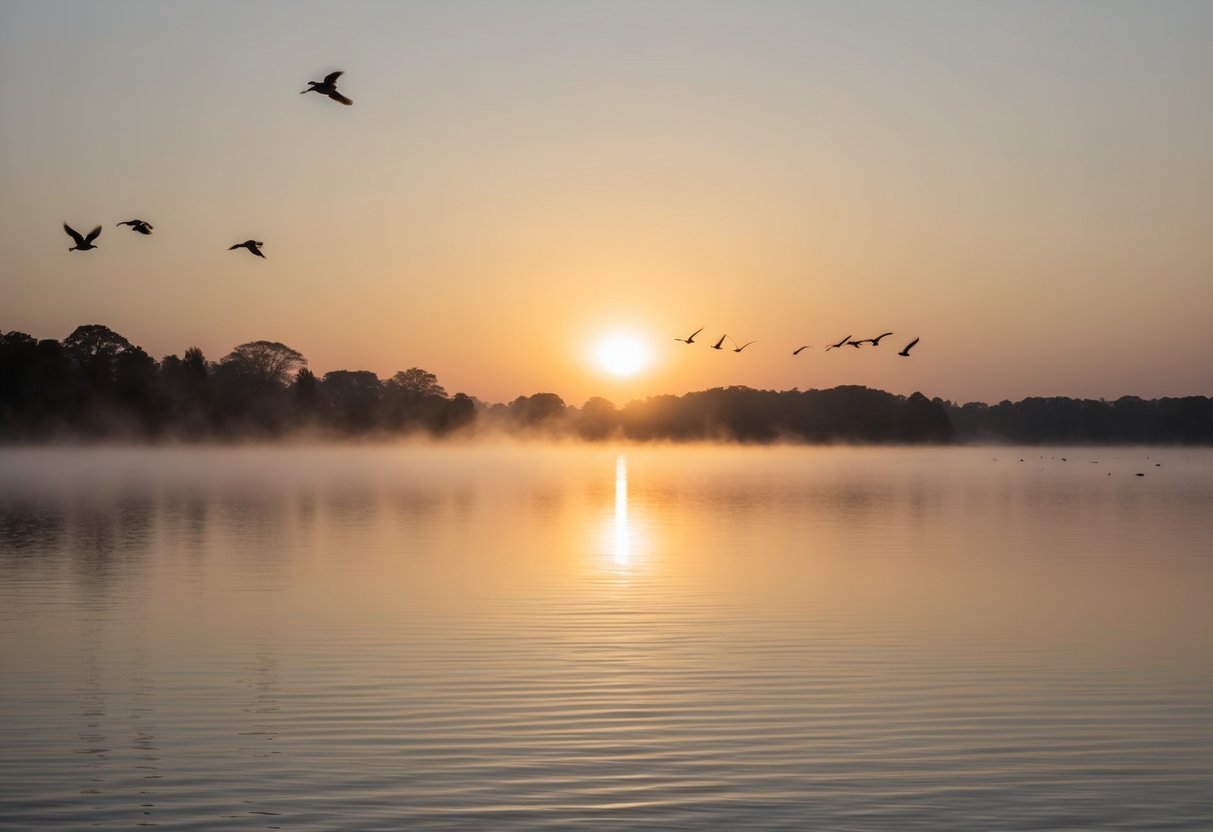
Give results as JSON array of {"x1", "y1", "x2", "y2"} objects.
[{"x1": 1, "y1": 444, "x2": 1211, "y2": 830}]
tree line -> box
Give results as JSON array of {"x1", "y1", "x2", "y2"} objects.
[
  {"x1": 1, "y1": 324, "x2": 1208, "y2": 443},
  {"x1": 945, "y1": 396, "x2": 1213, "y2": 444},
  {"x1": 0, "y1": 324, "x2": 473, "y2": 439}
]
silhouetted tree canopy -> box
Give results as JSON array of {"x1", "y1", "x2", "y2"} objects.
[
  {"x1": 387, "y1": 368, "x2": 446, "y2": 401},
  {"x1": 617, "y1": 386, "x2": 954, "y2": 443},
  {"x1": 509, "y1": 393, "x2": 567, "y2": 428},
  {"x1": 321, "y1": 370, "x2": 382, "y2": 431},
  {"x1": 63, "y1": 324, "x2": 132, "y2": 365},
  {"x1": 221, "y1": 341, "x2": 306, "y2": 387},
  {"x1": 578, "y1": 397, "x2": 618, "y2": 440},
  {"x1": 945, "y1": 395, "x2": 1213, "y2": 444},
  {"x1": 62, "y1": 324, "x2": 135, "y2": 403},
  {"x1": 2, "y1": 323, "x2": 1210, "y2": 444},
  {"x1": 292, "y1": 367, "x2": 319, "y2": 417}
]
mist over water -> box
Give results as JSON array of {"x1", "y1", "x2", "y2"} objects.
[{"x1": 1, "y1": 444, "x2": 1211, "y2": 830}]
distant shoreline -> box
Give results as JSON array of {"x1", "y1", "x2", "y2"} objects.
[{"x1": 3, "y1": 325, "x2": 1210, "y2": 445}]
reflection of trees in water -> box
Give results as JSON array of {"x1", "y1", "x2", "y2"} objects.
[
  {"x1": 161, "y1": 485, "x2": 211, "y2": 560},
  {"x1": 67, "y1": 495, "x2": 155, "y2": 596},
  {"x1": 0, "y1": 466, "x2": 321, "y2": 826},
  {"x1": 386, "y1": 486, "x2": 444, "y2": 522},
  {"x1": 0, "y1": 500, "x2": 66, "y2": 557},
  {"x1": 0, "y1": 501, "x2": 67, "y2": 610},
  {"x1": 237, "y1": 648, "x2": 283, "y2": 759},
  {"x1": 226, "y1": 639, "x2": 288, "y2": 824},
  {"x1": 321, "y1": 483, "x2": 381, "y2": 526},
  {"x1": 69, "y1": 617, "x2": 167, "y2": 826},
  {"x1": 214, "y1": 489, "x2": 296, "y2": 581},
  {"x1": 295, "y1": 485, "x2": 318, "y2": 532},
  {"x1": 73, "y1": 619, "x2": 109, "y2": 806},
  {"x1": 127, "y1": 640, "x2": 162, "y2": 824}
]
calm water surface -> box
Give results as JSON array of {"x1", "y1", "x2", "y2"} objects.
[{"x1": 1, "y1": 444, "x2": 1211, "y2": 830}]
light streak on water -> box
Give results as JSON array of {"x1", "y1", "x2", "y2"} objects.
[{"x1": 614, "y1": 453, "x2": 629, "y2": 566}]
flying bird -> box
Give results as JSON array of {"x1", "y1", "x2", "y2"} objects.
[
  {"x1": 792, "y1": 345, "x2": 811, "y2": 355},
  {"x1": 675, "y1": 327, "x2": 704, "y2": 344},
  {"x1": 825, "y1": 335, "x2": 851, "y2": 351},
  {"x1": 846, "y1": 339, "x2": 864, "y2": 348},
  {"x1": 857, "y1": 332, "x2": 894, "y2": 346},
  {"x1": 732, "y1": 339, "x2": 757, "y2": 353},
  {"x1": 117, "y1": 219, "x2": 153, "y2": 235},
  {"x1": 229, "y1": 240, "x2": 266, "y2": 258},
  {"x1": 64, "y1": 223, "x2": 101, "y2": 251},
  {"x1": 898, "y1": 337, "x2": 920, "y2": 357},
  {"x1": 710, "y1": 335, "x2": 729, "y2": 350},
  {"x1": 301, "y1": 70, "x2": 353, "y2": 105}
]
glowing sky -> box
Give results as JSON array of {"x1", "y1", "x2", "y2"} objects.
[{"x1": 2, "y1": 1, "x2": 1210, "y2": 406}]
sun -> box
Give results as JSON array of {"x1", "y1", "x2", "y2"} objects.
[{"x1": 595, "y1": 334, "x2": 649, "y2": 377}]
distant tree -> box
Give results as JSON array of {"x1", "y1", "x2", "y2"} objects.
[
  {"x1": 62, "y1": 324, "x2": 133, "y2": 365},
  {"x1": 381, "y1": 368, "x2": 450, "y2": 432},
  {"x1": 901, "y1": 391, "x2": 953, "y2": 442},
  {"x1": 439, "y1": 392, "x2": 477, "y2": 434},
  {"x1": 113, "y1": 346, "x2": 161, "y2": 432},
  {"x1": 386, "y1": 368, "x2": 447, "y2": 401},
  {"x1": 578, "y1": 396, "x2": 618, "y2": 440},
  {"x1": 292, "y1": 367, "x2": 319, "y2": 417},
  {"x1": 1, "y1": 332, "x2": 72, "y2": 437},
  {"x1": 62, "y1": 324, "x2": 135, "y2": 400},
  {"x1": 0, "y1": 331, "x2": 36, "y2": 348},
  {"x1": 159, "y1": 346, "x2": 213, "y2": 437},
  {"x1": 0, "y1": 332, "x2": 39, "y2": 409},
  {"x1": 320, "y1": 370, "x2": 382, "y2": 431},
  {"x1": 182, "y1": 347, "x2": 208, "y2": 383},
  {"x1": 509, "y1": 393, "x2": 567, "y2": 428},
  {"x1": 208, "y1": 341, "x2": 306, "y2": 436},
  {"x1": 220, "y1": 341, "x2": 306, "y2": 386}
]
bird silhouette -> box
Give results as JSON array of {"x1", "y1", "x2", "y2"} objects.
[
  {"x1": 846, "y1": 340, "x2": 864, "y2": 348},
  {"x1": 732, "y1": 339, "x2": 757, "y2": 353},
  {"x1": 857, "y1": 332, "x2": 893, "y2": 346},
  {"x1": 825, "y1": 334, "x2": 851, "y2": 351},
  {"x1": 675, "y1": 327, "x2": 704, "y2": 344},
  {"x1": 117, "y1": 219, "x2": 153, "y2": 235},
  {"x1": 710, "y1": 335, "x2": 729, "y2": 350},
  {"x1": 64, "y1": 223, "x2": 101, "y2": 251},
  {"x1": 792, "y1": 345, "x2": 811, "y2": 355},
  {"x1": 229, "y1": 240, "x2": 266, "y2": 258},
  {"x1": 898, "y1": 337, "x2": 920, "y2": 357},
  {"x1": 301, "y1": 70, "x2": 353, "y2": 105}
]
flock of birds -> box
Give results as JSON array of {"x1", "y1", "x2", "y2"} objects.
[
  {"x1": 674, "y1": 327, "x2": 920, "y2": 357},
  {"x1": 62, "y1": 71, "x2": 354, "y2": 258},
  {"x1": 60, "y1": 67, "x2": 924, "y2": 364}
]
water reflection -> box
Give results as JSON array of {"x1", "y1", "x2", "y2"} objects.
[
  {"x1": 1, "y1": 446, "x2": 1211, "y2": 831},
  {"x1": 614, "y1": 454, "x2": 629, "y2": 567}
]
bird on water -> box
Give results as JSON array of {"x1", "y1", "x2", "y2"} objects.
[
  {"x1": 675, "y1": 327, "x2": 704, "y2": 344},
  {"x1": 301, "y1": 70, "x2": 353, "y2": 105},
  {"x1": 229, "y1": 240, "x2": 266, "y2": 258},
  {"x1": 710, "y1": 335, "x2": 729, "y2": 350},
  {"x1": 117, "y1": 219, "x2": 153, "y2": 235},
  {"x1": 898, "y1": 337, "x2": 920, "y2": 357},
  {"x1": 825, "y1": 334, "x2": 851, "y2": 351},
  {"x1": 64, "y1": 223, "x2": 101, "y2": 251}
]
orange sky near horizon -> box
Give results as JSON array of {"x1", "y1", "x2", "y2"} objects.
[{"x1": 2, "y1": 1, "x2": 1211, "y2": 408}]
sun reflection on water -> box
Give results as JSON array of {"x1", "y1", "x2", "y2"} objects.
[{"x1": 614, "y1": 454, "x2": 629, "y2": 566}]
